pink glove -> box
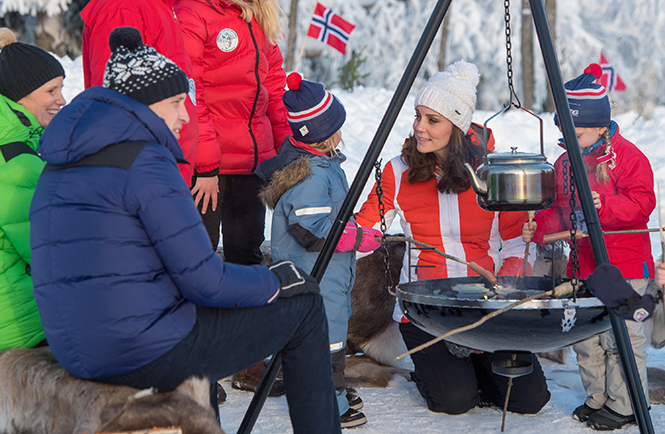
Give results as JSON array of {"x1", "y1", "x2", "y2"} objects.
[
  {"x1": 358, "y1": 227, "x2": 382, "y2": 252},
  {"x1": 335, "y1": 222, "x2": 382, "y2": 253}
]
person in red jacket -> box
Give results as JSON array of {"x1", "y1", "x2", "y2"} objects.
[
  {"x1": 80, "y1": 0, "x2": 199, "y2": 187},
  {"x1": 174, "y1": 0, "x2": 291, "y2": 262},
  {"x1": 355, "y1": 60, "x2": 550, "y2": 416},
  {"x1": 523, "y1": 64, "x2": 655, "y2": 431}
]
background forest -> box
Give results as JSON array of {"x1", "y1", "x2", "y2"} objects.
[{"x1": 1, "y1": 0, "x2": 664, "y2": 118}]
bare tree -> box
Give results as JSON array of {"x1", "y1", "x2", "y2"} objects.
[
  {"x1": 437, "y1": 9, "x2": 451, "y2": 72},
  {"x1": 521, "y1": 0, "x2": 534, "y2": 109},
  {"x1": 543, "y1": 0, "x2": 556, "y2": 113},
  {"x1": 284, "y1": 0, "x2": 299, "y2": 72}
]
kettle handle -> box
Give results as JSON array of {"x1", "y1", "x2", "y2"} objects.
[{"x1": 481, "y1": 104, "x2": 546, "y2": 157}]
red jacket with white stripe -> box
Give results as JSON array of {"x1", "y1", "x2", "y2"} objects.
[
  {"x1": 356, "y1": 126, "x2": 532, "y2": 285},
  {"x1": 175, "y1": 0, "x2": 291, "y2": 175},
  {"x1": 531, "y1": 123, "x2": 655, "y2": 279},
  {"x1": 80, "y1": 0, "x2": 199, "y2": 185}
]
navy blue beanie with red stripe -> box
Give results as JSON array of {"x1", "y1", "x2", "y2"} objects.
[
  {"x1": 283, "y1": 72, "x2": 346, "y2": 144},
  {"x1": 554, "y1": 63, "x2": 610, "y2": 128}
]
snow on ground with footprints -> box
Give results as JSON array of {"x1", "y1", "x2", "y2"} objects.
[{"x1": 56, "y1": 54, "x2": 665, "y2": 433}]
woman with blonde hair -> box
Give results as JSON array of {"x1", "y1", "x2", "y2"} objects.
[
  {"x1": 0, "y1": 28, "x2": 66, "y2": 351},
  {"x1": 523, "y1": 64, "x2": 655, "y2": 431},
  {"x1": 175, "y1": 0, "x2": 291, "y2": 259}
]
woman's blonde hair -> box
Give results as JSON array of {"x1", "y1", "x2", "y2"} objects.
[
  {"x1": 310, "y1": 130, "x2": 343, "y2": 155},
  {"x1": 226, "y1": 0, "x2": 285, "y2": 44},
  {"x1": 594, "y1": 128, "x2": 611, "y2": 183}
]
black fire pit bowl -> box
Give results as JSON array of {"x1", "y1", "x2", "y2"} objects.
[{"x1": 396, "y1": 276, "x2": 610, "y2": 353}]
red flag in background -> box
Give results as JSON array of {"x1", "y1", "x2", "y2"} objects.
[
  {"x1": 307, "y1": 3, "x2": 355, "y2": 54},
  {"x1": 598, "y1": 52, "x2": 626, "y2": 92}
]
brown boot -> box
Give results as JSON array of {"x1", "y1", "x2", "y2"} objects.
[{"x1": 231, "y1": 360, "x2": 284, "y2": 397}]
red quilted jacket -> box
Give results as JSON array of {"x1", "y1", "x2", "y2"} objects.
[
  {"x1": 81, "y1": 0, "x2": 199, "y2": 186},
  {"x1": 175, "y1": 0, "x2": 291, "y2": 175},
  {"x1": 532, "y1": 123, "x2": 655, "y2": 279}
]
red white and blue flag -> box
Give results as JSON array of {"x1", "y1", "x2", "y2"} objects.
[
  {"x1": 598, "y1": 52, "x2": 626, "y2": 92},
  {"x1": 307, "y1": 3, "x2": 355, "y2": 54}
]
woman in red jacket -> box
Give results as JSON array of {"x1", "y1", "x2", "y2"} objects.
[
  {"x1": 523, "y1": 65, "x2": 655, "y2": 431},
  {"x1": 355, "y1": 60, "x2": 550, "y2": 416},
  {"x1": 175, "y1": 0, "x2": 291, "y2": 264},
  {"x1": 80, "y1": 0, "x2": 199, "y2": 186}
]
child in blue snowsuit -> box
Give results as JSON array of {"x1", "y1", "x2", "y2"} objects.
[{"x1": 256, "y1": 73, "x2": 380, "y2": 429}]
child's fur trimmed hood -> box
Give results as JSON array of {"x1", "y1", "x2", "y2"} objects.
[{"x1": 259, "y1": 156, "x2": 312, "y2": 210}]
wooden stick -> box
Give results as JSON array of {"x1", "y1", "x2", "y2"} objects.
[
  {"x1": 501, "y1": 354, "x2": 517, "y2": 432},
  {"x1": 542, "y1": 226, "x2": 665, "y2": 244},
  {"x1": 523, "y1": 211, "x2": 535, "y2": 277},
  {"x1": 383, "y1": 235, "x2": 497, "y2": 284}
]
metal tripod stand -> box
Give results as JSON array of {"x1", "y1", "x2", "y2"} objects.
[{"x1": 237, "y1": 1, "x2": 654, "y2": 432}]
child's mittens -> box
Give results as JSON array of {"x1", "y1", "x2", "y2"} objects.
[
  {"x1": 335, "y1": 222, "x2": 382, "y2": 253},
  {"x1": 358, "y1": 227, "x2": 382, "y2": 252}
]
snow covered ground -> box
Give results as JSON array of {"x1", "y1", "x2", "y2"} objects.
[{"x1": 56, "y1": 54, "x2": 665, "y2": 433}]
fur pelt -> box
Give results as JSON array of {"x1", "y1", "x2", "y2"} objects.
[
  {"x1": 0, "y1": 347, "x2": 224, "y2": 434},
  {"x1": 347, "y1": 240, "x2": 409, "y2": 369},
  {"x1": 259, "y1": 157, "x2": 312, "y2": 210},
  {"x1": 344, "y1": 355, "x2": 411, "y2": 389}
]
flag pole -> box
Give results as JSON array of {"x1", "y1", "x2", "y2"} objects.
[{"x1": 293, "y1": 4, "x2": 317, "y2": 72}]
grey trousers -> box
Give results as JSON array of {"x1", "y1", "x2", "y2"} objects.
[{"x1": 573, "y1": 278, "x2": 650, "y2": 416}]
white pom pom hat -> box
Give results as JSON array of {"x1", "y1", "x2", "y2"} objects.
[{"x1": 414, "y1": 60, "x2": 480, "y2": 132}]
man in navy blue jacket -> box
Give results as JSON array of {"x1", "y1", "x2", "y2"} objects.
[{"x1": 29, "y1": 27, "x2": 341, "y2": 434}]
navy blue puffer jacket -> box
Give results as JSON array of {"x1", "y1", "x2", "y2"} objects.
[{"x1": 30, "y1": 87, "x2": 280, "y2": 379}]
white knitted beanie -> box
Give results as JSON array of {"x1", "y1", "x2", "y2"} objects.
[{"x1": 414, "y1": 60, "x2": 479, "y2": 132}]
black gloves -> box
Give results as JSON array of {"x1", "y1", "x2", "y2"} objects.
[
  {"x1": 269, "y1": 261, "x2": 321, "y2": 298},
  {"x1": 588, "y1": 263, "x2": 657, "y2": 322}
]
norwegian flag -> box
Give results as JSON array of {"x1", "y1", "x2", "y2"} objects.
[
  {"x1": 598, "y1": 52, "x2": 626, "y2": 92},
  {"x1": 307, "y1": 3, "x2": 355, "y2": 54}
]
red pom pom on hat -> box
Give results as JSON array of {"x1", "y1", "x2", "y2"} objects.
[
  {"x1": 286, "y1": 72, "x2": 303, "y2": 90},
  {"x1": 584, "y1": 63, "x2": 603, "y2": 80}
]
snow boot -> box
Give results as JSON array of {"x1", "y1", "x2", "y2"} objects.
[
  {"x1": 340, "y1": 408, "x2": 367, "y2": 429},
  {"x1": 231, "y1": 360, "x2": 284, "y2": 397},
  {"x1": 586, "y1": 406, "x2": 636, "y2": 430},
  {"x1": 573, "y1": 403, "x2": 600, "y2": 422},
  {"x1": 347, "y1": 391, "x2": 363, "y2": 410}
]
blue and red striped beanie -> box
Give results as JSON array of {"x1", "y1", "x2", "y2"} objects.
[
  {"x1": 554, "y1": 63, "x2": 610, "y2": 128},
  {"x1": 283, "y1": 72, "x2": 346, "y2": 144}
]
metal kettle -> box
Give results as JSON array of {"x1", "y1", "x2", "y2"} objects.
[{"x1": 463, "y1": 106, "x2": 555, "y2": 212}]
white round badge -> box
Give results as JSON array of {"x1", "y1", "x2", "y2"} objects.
[{"x1": 217, "y1": 29, "x2": 239, "y2": 53}]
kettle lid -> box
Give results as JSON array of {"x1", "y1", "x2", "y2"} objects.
[{"x1": 487, "y1": 147, "x2": 548, "y2": 165}]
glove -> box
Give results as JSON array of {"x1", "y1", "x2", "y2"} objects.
[
  {"x1": 588, "y1": 263, "x2": 655, "y2": 322},
  {"x1": 335, "y1": 222, "x2": 382, "y2": 253},
  {"x1": 497, "y1": 256, "x2": 532, "y2": 277},
  {"x1": 269, "y1": 261, "x2": 320, "y2": 299}
]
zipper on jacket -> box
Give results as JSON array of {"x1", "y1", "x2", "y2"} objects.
[{"x1": 248, "y1": 21, "x2": 261, "y2": 173}]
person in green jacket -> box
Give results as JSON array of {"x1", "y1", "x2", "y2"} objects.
[{"x1": 0, "y1": 27, "x2": 66, "y2": 350}]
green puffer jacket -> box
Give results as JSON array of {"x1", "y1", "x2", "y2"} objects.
[{"x1": 0, "y1": 94, "x2": 45, "y2": 350}]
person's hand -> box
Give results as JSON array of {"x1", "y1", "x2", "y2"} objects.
[
  {"x1": 191, "y1": 176, "x2": 219, "y2": 214},
  {"x1": 591, "y1": 191, "x2": 602, "y2": 210},
  {"x1": 522, "y1": 220, "x2": 537, "y2": 243},
  {"x1": 588, "y1": 263, "x2": 655, "y2": 322},
  {"x1": 269, "y1": 261, "x2": 320, "y2": 299},
  {"x1": 656, "y1": 261, "x2": 665, "y2": 287},
  {"x1": 357, "y1": 227, "x2": 382, "y2": 252}
]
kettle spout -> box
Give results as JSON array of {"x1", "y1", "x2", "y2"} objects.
[{"x1": 463, "y1": 162, "x2": 488, "y2": 196}]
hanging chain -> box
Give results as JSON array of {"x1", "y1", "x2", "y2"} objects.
[
  {"x1": 374, "y1": 159, "x2": 395, "y2": 295},
  {"x1": 568, "y1": 171, "x2": 581, "y2": 302},
  {"x1": 504, "y1": 0, "x2": 522, "y2": 108}
]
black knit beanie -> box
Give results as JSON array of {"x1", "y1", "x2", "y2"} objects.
[
  {"x1": 0, "y1": 27, "x2": 65, "y2": 102},
  {"x1": 103, "y1": 27, "x2": 188, "y2": 106}
]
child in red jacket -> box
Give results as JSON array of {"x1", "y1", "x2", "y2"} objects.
[{"x1": 523, "y1": 64, "x2": 655, "y2": 431}]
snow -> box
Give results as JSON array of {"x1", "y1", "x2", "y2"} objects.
[{"x1": 55, "y1": 49, "x2": 665, "y2": 433}]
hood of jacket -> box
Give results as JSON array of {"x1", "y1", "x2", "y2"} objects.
[
  {"x1": 0, "y1": 94, "x2": 42, "y2": 153},
  {"x1": 38, "y1": 86, "x2": 184, "y2": 166},
  {"x1": 258, "y1": 138, "x2": 347, "y2": 209}
]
